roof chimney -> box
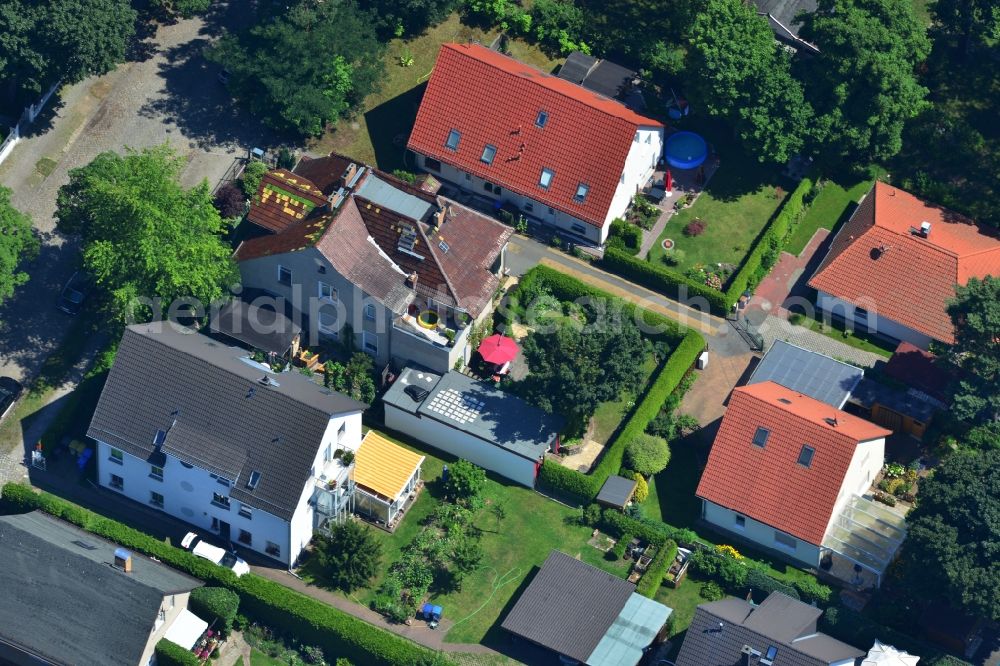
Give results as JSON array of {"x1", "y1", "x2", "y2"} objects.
[
  {"x1": 406, "y1": 272, "x2": 419, "y2": 288},
  {"x1": 114, "y1": 548, "x2": 133, "y2": 573},
  {"x1": 920, "y1": 220, "x2": 931, "y2": 237},
  {"x1": 327, "y1": 187, "x2": 346, "y2": 210},
  {"x1": 340, "y1": 163, "x2": 358, "y2": 189},
  {"x1": 433, "y1": 207, "x2": 447, "y2": 230}
]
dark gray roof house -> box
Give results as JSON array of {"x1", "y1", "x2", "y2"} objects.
[
  {"x1": 676, "y1": 593, "x2": 864, "y2": 666},
  {"x1": 502, "y1": 550, "x2": 672, "y2": 665},
  {"x1": 0, "y1": 511, "x2": 201, "y2": 666},
  {"x1": 557, "y1": 51, "x2": 646, "y2": 110},
  {"x1": 752, "y1": 0, "x2": 820, "y2": 53},
  {"x1": 88, "y1": 323, "x2": 366, "y2": 521},
  {"x1": 748, "y1": 340, "x2": 864, "y2": 409},
  {"x1": 383, "y1": 366, "x2": 563, "y2": 487}
]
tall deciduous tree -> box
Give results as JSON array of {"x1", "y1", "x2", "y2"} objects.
[
  {"x1": 0, "y1": 0, "x2": 136, "y2": 105},
  {"x1": 945, "y1": 276, "x2": 1000, "y2": 424},
  {"x1": 359, "y1": 0, "x2": 460, "y2": 37},
  {"x1": 207, "y1": 0, "x2": 383, "y2": 136},
  {"x1": 0, "y1": 186, "x2": 39, "y2": 306},
  {"x1": 799, "y1": 0, "x2": 931, "y2": 166},
  {"x1": 899, "y1": 450, "x2": 1000, "y2": 620},
  {"x1": 933, "y1": 0, "x2": 1000, "y2": 56},
  {"x1": 688, "y1": 0, "x2": 812, "y2": 163},
  {"x1": 55, "y1": 145, "x2": 238, "y2": 324}
]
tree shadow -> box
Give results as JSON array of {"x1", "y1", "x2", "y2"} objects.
[
  {"x1": 14, "y1": 93, "x2": 66, "y2": 140},
  {"x1": 653, "y1": 419, "x2": 718, "y2": 529},
  {"x1": 364, "y1": 83, "x2": 427, "y2": 173},
  {"x1": 138, "y1": 38, "x2": 282, "y2": 152}
]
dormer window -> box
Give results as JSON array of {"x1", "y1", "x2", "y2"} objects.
[
  {"x1": 535, "y1": 111, "x2": 548, "y2": 128},
  {"x1": 574, "y1": 183, "x2": 589, "y2": 202},
  {"x1": 797, "y1": 445, "x2": 815, "y2": 468},
  {"x1": 481, "y1": 144, "x2": 497, "y2": 165},
  {"x1": 539, "y1": 168, "x2": 554, "y2": 190},
  {"x1": 752, "y1": 427, "x2": 769, "y2": 448},
  {"x1": 445, "y1": 129, "x2": 461, "y2": 151}
]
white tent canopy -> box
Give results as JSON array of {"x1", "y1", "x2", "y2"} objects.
[
  {"x1": 862, "y1": 640, "x2": 920, "y2": 666},
  {"x1": 165, "y1": 608, "x2": 208, "y2": 650}
]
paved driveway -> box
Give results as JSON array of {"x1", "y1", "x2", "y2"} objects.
[{"x1": 0, "y1": 4, "x2": 272, "y2": 383}]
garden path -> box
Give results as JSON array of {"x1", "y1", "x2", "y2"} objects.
[{"x1": 638, "y1": 160, "x2": 720, "y2": 258}]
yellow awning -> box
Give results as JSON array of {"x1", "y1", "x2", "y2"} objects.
[{"x1": 352, "y1": 432, "x2": 424, "y2": 501}]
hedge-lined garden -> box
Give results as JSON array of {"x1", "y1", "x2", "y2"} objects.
[
  {"x1": 597, "y1": 175, "x2": 816, "y2": 317},
  {"x1": 0, "y1": 484, "x2": 455, "y2": 666}
]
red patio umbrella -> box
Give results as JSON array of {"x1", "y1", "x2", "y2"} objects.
[
  {"x1": 478, "y1": 334, "x2": 519, "y2": 365},
  {"x1": 665, "y1": 169, "x2": 673, "y2": 194}
]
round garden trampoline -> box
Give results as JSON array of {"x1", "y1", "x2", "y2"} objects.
[{"x1": 664, "y1": 131, "x2": 708, "y2": 169}]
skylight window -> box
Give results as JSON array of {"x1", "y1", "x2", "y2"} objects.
[
  {"x1": 752, "y1": 427, "x2": 769, "y2": 448},
  {"x1": 445, "y1": 129, "x2": 461, "y2": 151},
  {"x1": 153, "y1": 429, "x2": 166, "y2": 447},
  {"x1": 797, "y1": 445, "x2": 815, "y2": 468},
  {"x1": 539, "y1": 168, "x2": 554, "y2": 189},
  {"x1": 481, "y1": 144, "x2": 497, "y2": 165},
  {"x1": 439, "y1": 240, "x2": 450, "y2": 253},
  {"x1": 761, "y1": 646, "x2": 779, "y2": 666},
  {"x1": 574, "y1": 183, "x2": 589, "y2": 202},
  {"x1": 535, "y1": 110, "x2": 548, "y2": 128},
  {"x1": 247, "y1": 470, "x2": 261, "y2": 490}
]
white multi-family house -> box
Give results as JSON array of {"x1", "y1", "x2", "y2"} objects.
[
  {"x1": 87, "y1": 322, "x2": 369, "y2": 567},
  {"x1": 407, "y1": 43, "x2": 664, "y2": 246}
]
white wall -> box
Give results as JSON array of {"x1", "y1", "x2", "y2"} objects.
[
  {"x1": 824, "y1": 437, "x2": 885, "y2": 537},
  {"x1": 702, "y1": 500, "x2": 821, "y2": 568},
  {"x1": 815, "y1": 291, "x2": 935, "y2": 349},
  {"x1": 607, "y1": 125, "x2": 663, "y2": 226},
  {"x1": 384, "y1": 404, "x2": 539, "y2": 487},
  {"x1": 415, "y1": 155, "x2": 605, "y2": 244},
  {"x1": 139, "y1": 591, "x2": 191, "y2": 666},
  {"x1": 95, "y1": 410, "x2": 363, "y2": 567}
]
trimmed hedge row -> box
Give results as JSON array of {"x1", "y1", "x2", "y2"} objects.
[
  {"x1": 746, "y1": 567, "x2": 799, "y2": 602},
  {"x1": 608, "y1": 219, "x2": 642, "y2": 253},
  {"x1": 636, "y1": 540, "x2": 677, "y2": 598},
  {"x1": 599, "y1": 508, "x2": 698, "y2": 549},
  {"x1": 0, "y1": 484, "x2": 455, "y2": 666},
  {"x1": 538, "y1": 328, "x2": 705, "y2": 501},
  {"x1": 155, "y1": 639, "x2": 200, "y2": 666},
  {"x1": 599, "y1": 247, "x2": 730, "y2": 315},
  {"x1": 190, "y1": 586, "x2": 240, "y2": 633},
  {"x1": 723, "y1": 175, "x2": 814, "y2": 307},
  {"x1": 511, "y1": 265, "x2": 686, "y2": 342}
]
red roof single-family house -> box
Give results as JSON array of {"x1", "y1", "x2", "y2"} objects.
[
  {"x1": 407, "y1": 43, "x2": 664, "y2": 245},
  {"x1": 696, "y1": 381, "x2": 902, "y2": 586},
  {"x1": 808, "y1": 182, "x2": 1000, "y2": 348}
]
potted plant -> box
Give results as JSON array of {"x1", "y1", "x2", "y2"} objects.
[{"x1": 341, "y1": 450, "x2": 355, "y2": 466}]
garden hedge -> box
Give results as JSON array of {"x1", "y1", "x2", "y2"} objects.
[
  {"x1": 746, "y1": 567, "x2": 799, "y2": 602},
  {"x1": 609, "y1": 219, "x2": 642, "y2": 253},
  {"x1": 723, "y1": 175, "x2": 814, "y2": 308},
  {"x1": 190, "y1": 586, "x2": 240, "y2": 633},
  {"x1": 155, "y1": 639, "x2": 200, "y2": 666},
  {"x1": 599, "y1": 509, "x2": 697, "y2": 549},
  {"x1": 599, "y1": 247, "x2": 730, "y2": 315},
  {"x1": 0, "y1": 484, "x2": 456, "y2": 666},
  {"x1": 510, "y1": 265, "x2": 686, "y2": 342},
  {"x1": 636, "y1": 540, "x2": 677, "y2": 598},
  {"x1": 538, "y1": 328, "x2": 705, "y2": 501}
]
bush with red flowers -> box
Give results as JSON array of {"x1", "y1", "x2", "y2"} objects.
[{"x1": 683, "y1": 219, "x2": 707, "y2": 236}]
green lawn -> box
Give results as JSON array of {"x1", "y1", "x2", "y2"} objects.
[
  {"x1": 313, "y1": 13, "x2": 562, "y2": 171},
  {"x1": 250, "y1": 648, "x2": 285, "y2": 666},
  {"x1": 590, "y1": 355, "x2": 659, "y2": 446},
  {"x1": 301, "y1": 428, "x2": 630, "y2": 645},
  {"x1": 647, "y1": 117, "x2": 791, "y2": 272},
  {"x1": 655, "y1": 574, "x2": 710, "y2": 643},
  {"x1": 784, "y1": 168, "x2": 885, "y2": 256}
]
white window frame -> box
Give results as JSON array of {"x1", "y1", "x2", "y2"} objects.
[
  {"x1": 364, "y1": 303, "x2": 376, "y2": 321},
  {"x1": 109, "y1": 448, "x2": 123, "y2": 465},
  {"x1": 150, "y1": 491, "x2": 164, "y2": 508},
  {"x1": 318, "y1": 310, "x2": 338, "y2": 337},
  {"x1": 363, "y1": 331, "x2": 378, "y2": 356},
  {"x1": 239, "y1": 504, "x2": 253, "y2": 519},
  {"x1": 278, "y1": 265, "x2": 292, "y2": 286},
  {"x1": 318, "y1": 281, "x2": 337, "y2": 303},
  {"x1": 535, "y1": 110, "x2": 548, "y2": 128},
  {"x1": 445, "y1": 129, "x2": 461, "y2": 151},
  {"x1": 481, "y1": 144, "x2": 497, "y2": 165},
  {"x1": 734, "y1": 514, "x2": 746, "y2": 530},
  {"x1": 150, "y1": 465, "x2": 163, "y2": 481},
  {"x1": 539, "y1": 168, "x2": 554, "y2": 190},
  {"x1": 110, "y1": 474, "x2": 124, "y2": 490}
]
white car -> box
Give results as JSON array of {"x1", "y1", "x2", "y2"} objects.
[{"x1": 181, "y1": 532, "x2": 251, "y2": 577}]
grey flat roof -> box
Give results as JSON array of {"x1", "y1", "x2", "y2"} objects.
[
  {"x1": 676, "y1": 593, "x2": 863, "y2": 666},
  {"x1": 0, "y1": 511, "x2": 200, "y2": 666},
  {"x1": 88, "y1": 324, "x2": 366, "y2": 520},
  {"x1": 501, "y1": 550, "x2": 635, "y2": 663},
  {"x1": 748, "y1": 340, "x2": 863, "y2": 408},
  {"x1": 850, "y1": 378, "x2": 938, "y2": 422},
  {"x1": 355, "y1": 173, "x2": 434, "y2": 221},
  {"x1": 209, "y1": 299, "x2": 301, "y2": 355},
  {"x1": 597, "y1": 475, "x2": 638, "y2": 509},
  {"x1": 383, "y1": 367, "x2": 563, "y2": 460}
]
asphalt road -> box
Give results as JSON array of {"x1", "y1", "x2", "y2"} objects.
[{"x1": 0, "y1": 4, "x2": 271, "y2": 383}]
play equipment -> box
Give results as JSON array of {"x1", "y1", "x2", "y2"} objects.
[{"x1": 664, "y1": 131, "x2": 708, "y2": 170}]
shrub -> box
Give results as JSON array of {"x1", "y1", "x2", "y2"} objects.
[
  {"x1": 715, "y1": 544, "x2": 743, "y2": 560},
  {"x1": 746, "y1": 568, "x2": 799, "y2": 602},
  {"x1": 636, "y1": 540, "x2": 676, "y2": 598},
  {"x1": 599, "y1": 248, "x2": 729, "y2": 315},
  {"x1": 442, "y1": 460, "x2": 487, "y2": 506},
  {"x1": 213, "y1": 183, "x2": 246, "y2": 219},
  {"x1": 790, "y1": 575, "x2": 833, "y2": 605},
  {"x1": 1, "y1": 484, "x2": 456, "y2": 666},
  {"x1": 662, "y1": 249, "x2": 686, "y2": 266},
  {"x1": 313, "y1": 521, "x2": 383, "y2": 592},
  {"x1": 608, "y1": 533, "x2": 632, "y2": 560},
  {"x1": 277, "y1": 147, "x2": 297, "y2": 170},
  {"x1": 582, "y1": 503, "x2": 602, "y2": 526},
  {"x1": 241, "y1": 160, "x2": 269, "y2": 198},
  {"x1": 599, "y1": 509, "x2": 697, "y2": 548},
  {"x1": 683, "y1": 219, "x2": 706, "y2": 236},
  {"x1": 190, "y1": 587, "x2": 240, "y2": 634},
  {"x1": 625, "y1": 434, "x2": 671, "y2": 476},
  {"x1": 155, "y1": 639, "x2": 200, "y2": 666},
  {"x1": 874, "y1": 491, "x2": 897, "y2": 506},
  {"x1": 632, "y1": 473, "x2": 649, "y2": 503},
  {"x1": 609, "y1": 218, "x2": 642, "y2": 252},
  {"x1": 700, "y1": 581, "x2": 724, "y2": 601}
]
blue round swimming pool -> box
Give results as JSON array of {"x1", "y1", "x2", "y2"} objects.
[{"x1": 664, "y1": 131, "x2": 708, "y2": 170}]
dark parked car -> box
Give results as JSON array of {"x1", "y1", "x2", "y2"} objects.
[
  {"x1": 0, "y1": 377, "x2": 23, "y2": 420},
  {"x1": 57, "y1": 271, "x2": 92, "y2": 315}
]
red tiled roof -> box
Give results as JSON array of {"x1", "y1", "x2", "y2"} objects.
[
  {"x1": 292, "y1": 154, "x2": 356, "y2": 196},
  {"x1": 696, "y1": 381, "x2": 891, "y2": 545},
  {"x1": 808, "y1": 182, "x2": 1000, "y2": 344},
  {"x1": 246, "y1": 169, "x2": 328, "y2": 233},
  {"x1": 407, "y1": 43, "x2": 663, "y2": 228},
  {"x1": 884, "y1": 342, "x2": 952, "y2": 403}
]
